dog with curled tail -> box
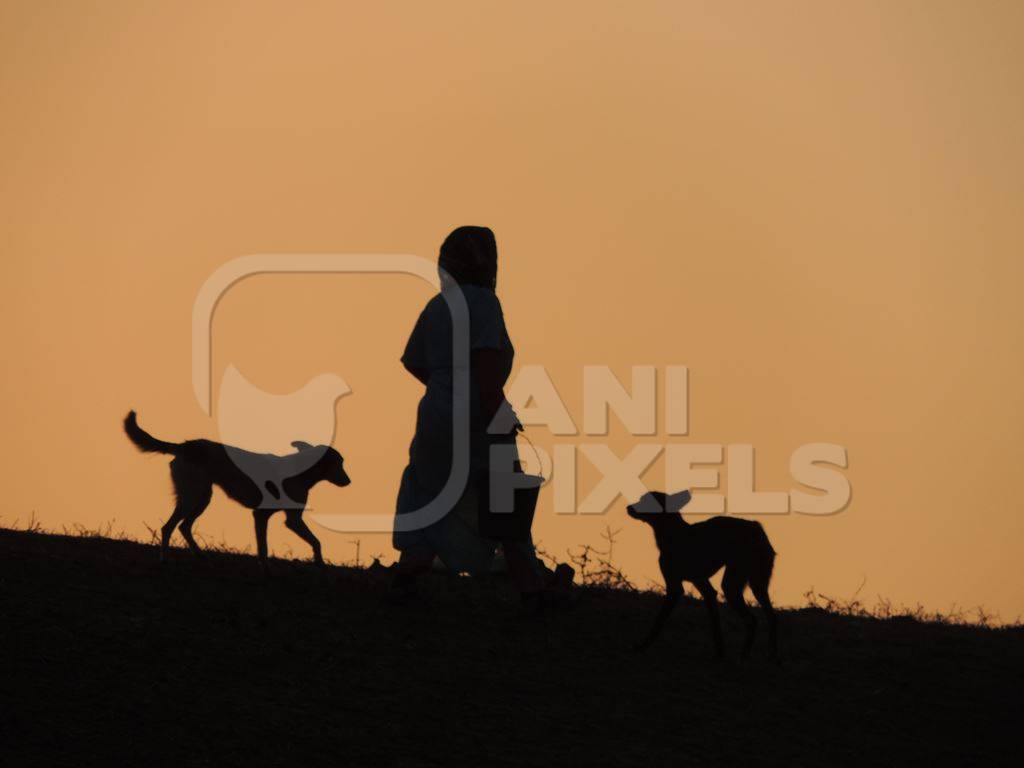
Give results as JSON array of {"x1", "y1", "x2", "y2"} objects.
[{"x1": 124, "y1": 410, "x2": 350, "y2": 567}]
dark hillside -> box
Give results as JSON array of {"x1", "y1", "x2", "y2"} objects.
[{"x1": 1, "y1": 529, "x2": 1020, "y2": 767}]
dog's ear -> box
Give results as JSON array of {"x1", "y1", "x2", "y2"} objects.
[
  {"x1": 291, "y1": 440, "x2": 314, "y2": 452},
  {"x1": 667, "y1": 489, "x2": 692, "y2": 512}
]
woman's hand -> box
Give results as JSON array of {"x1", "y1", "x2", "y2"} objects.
[{"x1": 490, "y1": 401, "x2": 523, "y2": 435}]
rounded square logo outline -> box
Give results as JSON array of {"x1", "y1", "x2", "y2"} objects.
[{"x1": 192, "y1": 254, "x2": 471, "y2": 533}]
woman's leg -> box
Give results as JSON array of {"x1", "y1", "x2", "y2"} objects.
[{"x1": 392, "y1": 464, "x2": 439, "y2": 594}]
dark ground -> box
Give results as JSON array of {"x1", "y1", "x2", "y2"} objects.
[{"x1": 1, "y1": 528, "x2": 1021, "y2": 767}]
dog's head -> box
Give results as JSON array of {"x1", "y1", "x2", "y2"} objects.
[
  {"x1": 292, "y1": 441, "x2": 351, "y2": 487},
  {"x1": 626, "y1": 490, "x2": 692, "y2": 526}
]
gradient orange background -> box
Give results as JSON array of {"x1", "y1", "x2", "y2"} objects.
[{"x1": 3, "y1": 0, "x2": 1022, "y2": 618}]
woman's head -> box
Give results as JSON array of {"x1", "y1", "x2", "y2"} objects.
[{"x1": 438, "y1": 226, "x2": 497, "y2": 290}]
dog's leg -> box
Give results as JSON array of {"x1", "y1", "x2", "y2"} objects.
[
  {"x1": 177, "y1": 486, "x2": 213, "y2": 560},
  {"x1": 160, "y1": 506, "x2": 186, "y2": 562},
  {"x1": 162, "y1": 459, "x2": 193, "y2": 561},
  {"x1": 633, "y1": 584, "x2": 680, "y2": 652},
  {"x1": 284, "y1": 509, "x2": 324, "y2": 567},
  {"x1": 253, "y1": 510, "x2": 273, "y2": 569},
  {"x1": 178, "y1": 518, "x2": 204, "y2": 559},
  {"x1": 694, "y1": 578, "x2": 725, "y2": 659},
  {"x1": 722, "y1": 568, "x2": 756, "y2": 659},
  {"x1": 168, "y1": 460, "x2": 211, "y2": 561},
  {"x1": 750, "y1": 578, "x2": 778, "y2": 659}
]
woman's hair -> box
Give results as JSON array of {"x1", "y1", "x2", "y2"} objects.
[{"x1": 438, "y1": 226, "x2": 497, "y2": 290}]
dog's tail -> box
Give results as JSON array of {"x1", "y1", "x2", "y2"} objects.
[{"x1": 123, "y1": 411, "x2": 179, "y2": 455}]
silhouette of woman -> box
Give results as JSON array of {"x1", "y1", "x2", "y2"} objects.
[{"x1": 392, "y1": 226, "x2": 568, "y2": 604}]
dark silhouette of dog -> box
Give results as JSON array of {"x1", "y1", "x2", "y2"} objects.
[
  {"x1": 627, "y1": 490, "x2": 778, "y2": 659},
  {"x1": 124, "y1": 411, "x2": 350, "y2": 567}
]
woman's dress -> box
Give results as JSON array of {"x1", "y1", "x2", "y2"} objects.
[{"x1": 393, "y1": 284, "x2": 540, "y2": 575}]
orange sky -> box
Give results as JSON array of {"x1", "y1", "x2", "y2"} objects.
[{"x1": 2, "y1": 0, "x2": 1023, "y2": 619}]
